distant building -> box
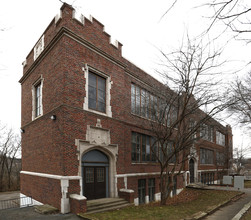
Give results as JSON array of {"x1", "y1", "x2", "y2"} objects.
[{"x1": 19, "y1": 3, "x2": 233, "y2": 214}]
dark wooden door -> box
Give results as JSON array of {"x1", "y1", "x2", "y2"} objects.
[
  {"x1": 189, "y1": 159, "x2": 195, "y2": 183},
  {"x1": 84, "y1": 166, "x2": 106, "y2": 200}
]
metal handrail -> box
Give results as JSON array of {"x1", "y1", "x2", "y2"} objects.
[{"x1": 0, "y1": 196, "x2": 32, "y2": 210}]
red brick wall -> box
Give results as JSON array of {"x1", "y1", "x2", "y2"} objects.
[
  {"x1": 21, "y1": 174, "x2": 61, "y2": 210},
  {"x1": 20, "y1": 3, "x2": 232, "y2": 208}
]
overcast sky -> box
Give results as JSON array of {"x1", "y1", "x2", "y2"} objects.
[{"x1": 0, "y1": 0, "x2": 251, "y2": 154}]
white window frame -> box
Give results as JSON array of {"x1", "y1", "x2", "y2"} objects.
[
  {"x1": 32, "y1": 76, "x2": 44, "y2": 120},
  {"x1": 83, "y1": 65, "x2": 112, "y2": 117}
]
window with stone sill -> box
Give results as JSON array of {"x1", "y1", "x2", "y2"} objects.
[
  {"x1": 83, "y1": 66, "x2": 112, "y2": 117},
  {"x1": 32, "y1": 78, "x2": 43, "y2": 120},
  {"x1": 88, "y1": 72, "x2": 106, "y2": 113}
]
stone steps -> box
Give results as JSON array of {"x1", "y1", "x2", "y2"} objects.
[{"x1": 86, "y1": 198, "x2": 131, "y2": 214}]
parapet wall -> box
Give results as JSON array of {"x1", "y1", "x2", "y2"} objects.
[{"x1": 22, "y1": 3, "x2": 123, "y2": 75}]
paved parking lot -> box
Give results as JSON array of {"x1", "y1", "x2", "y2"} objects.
[
  {"x1": 0, "y1": 191, "x2": 82, "y2": 220},
  {"x1": 0, "y1": 206, "x2": 82, "y2": 220}
]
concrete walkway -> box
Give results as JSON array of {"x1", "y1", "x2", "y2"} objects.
[
  {"x1": 0, "y1": 191, "x2": 20, "y2": 201},
  {"x1": 204, "y1": 187, "x2": 251, "y2": 220}
]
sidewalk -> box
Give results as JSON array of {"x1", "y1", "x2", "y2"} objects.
[{"x1": 204, "y1": 187, "x2": 251, "y2": 220}]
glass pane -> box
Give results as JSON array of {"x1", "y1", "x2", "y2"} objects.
[
  {"x1": 141, "y1": 89, "x2": 146, "y2": 117},
  {"x1": 88, "y1": 86, "x2": 96, "y2": 100},
  {"x1": 86, "y1": 168, "x2": 94, "y2": 183},
  {"x1": 98, "y1": 77, "x2": 105, "y2": 91},
  {"x1": 98, "y1": 102, "x2": 106, "y2": 112},
  {"x1": 146, "y1": 136, "x2": 150, "y2": 161},
  {"x1": 89, "y1": 72, "x2": 96, "y2": 87},
  {"x1": 97, "y1": 168, "x2": 105, "y2": 182},
  {"x1": 98, "y1": 90, "x2": 106, "y2": 103},
  {"x1": 132, "y1": 143, "x2": 137, "y2": 161},
  {"x1": 142, "y1": 135, "x2": 146, "y2": 161},
  {"x1": 145, "y1": 91, "x2": 150, "y2": 118},
  {"x1": 131, "y1": 84, "x2": 136, "y2": 113},
  {"x1": 89, "y1": 98, "x2": 96, "y2": 109},
  {"x1": 136, "y1": 86, "x2": 140, "y2": 115}
]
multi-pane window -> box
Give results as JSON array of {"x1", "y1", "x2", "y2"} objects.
[
  {"x1": 159, "y1": 141, "x2": 176, "y2": 163},
  {"x1": 85, "y1": 167, "x2": 94, "y2": 183},
  {"x1": 131, "y1": 83, "x2": 178, "y2": 126},
  {"x1": 131, "y1": 132, "x2": 157, "y2": 162},
  {"x1": 35, "y1": 83, "x2": 42, "y2": 117},
  {"x1": 148, "y1": 178, "x2": 155, "y2": 202},
  {"x1": 138, "y1": 179, "x2": 146, "y2": 204},
  {"x1": 216, "y1": 152, "x2": 225, "y2": 166},
  {"x1": 200, "y1": 124, "x2": 213, "y2": 142},
  {"x1": 216, "y1": 131, "x2": 225, "y2": 146},
  {"x1": 96, "y1": 167, "x2": 105, "y2": 182},
  {"x1": 131, "y1": 84, "x2": 158, "y2": 120},
  {"x1": 200, "y1": 148, "x2": 214, "y2": 164},
  {"x1": 88, "y1": 72, "x2": 106, "y2": 113},
  {"x1": 189, "y1": 120, "x2": 197, "y2": 140}
]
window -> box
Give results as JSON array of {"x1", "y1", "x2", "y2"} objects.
[
  {"x1": 138, "y1": 179, "x2": 146, "y2": 204},
  {"x1": 83, "y1": 66, "x2": 112, "y2": 117},
  {"x1": 35, "y1": 83, "x2": 42, "y2": 117},
  {"x1": 85, "y1": 167, "x2": 94, "y2": 183},
  {"x1": 200, "y1": 124, "x2": 213, "y2": 142},
  {"x1": 88, "y1": 72, "x2": 106, "y2": 112},
  {"x1": 159, "y1": 141, "x2": 176, "y2": 164},
  {"x1": 189, "y1": 120, "x2": 197, "y2": 140},
  {"x1": 131, "y1": 84, "x2": 157, "y2": 120},
  {"x1": 148, "y1": 178, "x2": 155, "y2": 202},
  {"x1": 96, "y1": 167, "x2": 105, "y2": 182},
  {"x1": 131, "y1": 132, "x2": 157, "y2": 163},
  {"x1": 216, "y1": 131, "x2": 225, "y2": 146},
  {"x1": 216, "y1": 152, "x2": 225, "y2": 166},
  {"x1": 32, "y1": 78, "x2": 43, "y2": 120},
  {"x1": 200, "y1": 148, "x2": 214, "y2": 164}
]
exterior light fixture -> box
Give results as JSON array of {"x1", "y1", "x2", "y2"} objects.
[{"x1": 50, "y1": 115, "x2": 56, "y2": 120}]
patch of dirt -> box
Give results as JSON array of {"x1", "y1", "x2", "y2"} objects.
[{"x1": 166, "y1": 189, "x2": 200, "y2": 205}]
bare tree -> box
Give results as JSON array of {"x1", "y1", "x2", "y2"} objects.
[
  {"x1": 0, "y1": 122, "x2": 21, "y2": 191},
  {"x1": 206, "y1": 0, "x2": 251, "y2": 42},
  {"x1": 145, "y1": 36, "x2": 229, "y2": 205},
  {"x1": 227, "y1": 72, "x2": 251, "y2": 128},
  {"x1": 231, "y1": 145, "x2": 251, "y2": 174}
]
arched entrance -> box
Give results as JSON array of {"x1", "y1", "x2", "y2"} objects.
[
  {"x1": 189, "y1": 159, "x2": 195, "y2": 183},
  {"x1": 82, "y1": 150, "x2": 109, "y2": 200}
]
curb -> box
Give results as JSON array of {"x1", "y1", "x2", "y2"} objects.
[
  {"x1": 232, "y1": 200, "x2": 251, "y2": 220},
  {"x1": 190, "y1": 192, "x2": 244, "y2": 220}
]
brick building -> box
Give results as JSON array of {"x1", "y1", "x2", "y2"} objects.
[{"x1": 19, "y1": 3, "x2": 233, "y2": 214}]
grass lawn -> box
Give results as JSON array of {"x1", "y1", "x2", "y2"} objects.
[
  {"x1": 242, "y1": 207, "x2": 251, "y2": 220},
  {"x1": 245, "y1": 180, "x2": 251, "y2": 188},
  {"x1": 81, "y1": 188, "x2": 241, "y2": 220}
]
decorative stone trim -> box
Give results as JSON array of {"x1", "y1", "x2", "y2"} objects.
[
  {"x1": 21, "y1": 171, "x2": 81, "y2": 180},
  {"x1": 34, "y1": 35, "x2": 44, "y2": 61},
  {"x1": 119, "y1": 189, "x2": 134, "y2": 193},
  {"x1": 70, "y1": 194, "x2": 86, "y2": 200},
  {"x1": 69, "y1": 194, "x2": 87, "y2": 214}
]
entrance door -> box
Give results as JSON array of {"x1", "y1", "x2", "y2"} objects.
[
  {"x1": 82, "y1": 150, "x2": 109, "y2": 200},
  {"x1": 189, "y1": 159, "x2": 195, "y2": 183},
  {"x1": 84, "y1": 166, "x2": 106, "y2": 200}
]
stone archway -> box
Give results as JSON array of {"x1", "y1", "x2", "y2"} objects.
[{"x1": 82, "y1": 150, "x2": 109, "y2": 200}]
